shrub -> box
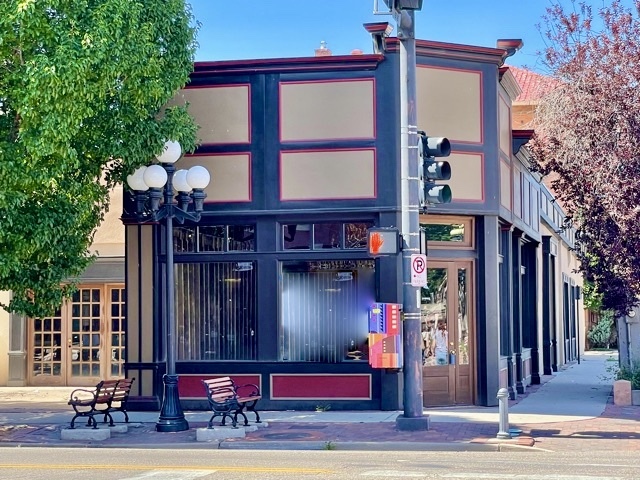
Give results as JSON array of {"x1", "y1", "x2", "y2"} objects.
[
  {"x1": 617, "y1": 365, "x2": 640, "y2": 390},
  {"x1": 587, "y1": 310, "x2": 614, "y2": 348}
]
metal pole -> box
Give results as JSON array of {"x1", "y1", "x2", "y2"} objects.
[
  {"x1": 396, "y1": 9, "x2": 429, "y2": 431},
  {"x1": 496, "y1": 388, "x2": 511, "y2": 439},
  {"x1": 156, "y1": 166, "x2": 189, "y2": 432}
]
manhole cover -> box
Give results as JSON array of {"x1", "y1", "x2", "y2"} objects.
[{"x1": 262, "y1": 432, "x2": 313, "y2": 440}]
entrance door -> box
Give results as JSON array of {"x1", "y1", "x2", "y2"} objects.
[
  {"x1": 421, "y1": 261, "x2": 474, "y2": 406},
  {"x1": 29, "y1": 285, "x2": 126, "y2": 386}
]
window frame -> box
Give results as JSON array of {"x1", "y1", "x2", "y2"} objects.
[
  {"x1": 420, "y1": 215, "x2": 474, "y2": 250},
  {"x1": 281, "y1": 221, "x2": 373, "y2": 251}
]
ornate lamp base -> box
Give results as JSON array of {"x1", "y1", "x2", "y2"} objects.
[{"x1": 156, "y1": 374, "x2": 189, "y2": 432}]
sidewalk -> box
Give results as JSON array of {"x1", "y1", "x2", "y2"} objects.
[{"x1": 0, "y1": 351, "x2": 638, "y2": 451}]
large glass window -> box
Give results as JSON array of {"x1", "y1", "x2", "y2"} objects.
[
  {"x1": 175, "y1": 262, "x2": 257, "y2": 361},
  {"x1": 282, "y1": 222, "x2": 373, "y2": 250},
  {"x1": 424, "y1": 223, "x2": 465, "y2": 242},
  {"x1": 280, "y1": 260, "x2": 375, "y2": 363},
  {"x1": 419, "y1": 216, "x2": 473, "y2": 249},
  {"x1": 421, "y1": 268, "x2": 448, "y2": 366},
  {"x1": 174, "y1": 225, "x2": 255, "y2": 253}
]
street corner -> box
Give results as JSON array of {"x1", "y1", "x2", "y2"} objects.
[
  {"x1": 485, "y1": 435, "x2": 536, "y2": 448},
  {"x1": 0, "y1": 424, "x2": 60, "y2": 445}
]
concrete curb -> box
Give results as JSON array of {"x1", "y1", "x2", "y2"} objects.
[
  {"x1": 218, "y1": 440, "x2": 552, "y2": 452},
  {"x1": 0, "y1": 439, "x2": 552, "y2": 452}
]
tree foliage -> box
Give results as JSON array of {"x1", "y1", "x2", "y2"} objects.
[
  {"x1": 530, "y1": 0, "x2": 640, "y2": 316},
  {"x1": 0, "y1": 0, "x2": 199, "y2": 317}
]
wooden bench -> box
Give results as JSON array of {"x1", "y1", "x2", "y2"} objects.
[
  {"x1": 68, "y1": 378, "x2": 135, "y2": 429},
  {"x1": 202, "y1": 376, "x2": 261, "y2": 429}
]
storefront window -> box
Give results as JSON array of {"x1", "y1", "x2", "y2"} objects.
[
  {"x1": 174, "y1": 225, "x2": 255, "y2": 253},
  {"x1": 421, "y1": 268, "x2": 448, "y2": 366},
  {"x1": 175, "y1": 262, "x2": 257, "y2": 361},
  {"x1": 283, "y1": 222, "x2": 373, "y2": 250},
  {"x1": 279, "y1": 260, "x2": 375, "y2": 363},
  {"x1": 198, "y1": 226, "x2": 226, "y2": 251},
  {"x1": 313, "y1": 223, "x2": 341, "y2": 249},
  {"x1": 283, "y1": 224, "x2": 312, "y2": 249},
  {"x1": 174, "y1": 226, "x2": 197, "y2": 252},
  {"x1": 345, "y1": 222, "x2": 372, "y2": 249},
  {"x1": 424, "y1": 223, "x2": 465, "y2": 242}
]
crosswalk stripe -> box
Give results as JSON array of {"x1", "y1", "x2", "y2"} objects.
[
  {"x1": 120, "y1": 470, "x2": 211, "y2": 480},
  {"x1": 361, "y1": 472, "x2": 622, "y2": 480},
  {"x1": 120, "y1": 471, "x2": 212, "y2": 480}
]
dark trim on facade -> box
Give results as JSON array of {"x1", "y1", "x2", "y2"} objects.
[{"x1": 192, "y1": 54, "x2": 385, "y2": 77}]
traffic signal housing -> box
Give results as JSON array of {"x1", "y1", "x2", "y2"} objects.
[{"x1": 418, "y1": 131, "x2": 452, "y2": 205}]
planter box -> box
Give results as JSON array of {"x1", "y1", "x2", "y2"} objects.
[{"x1": 632, "y1": 390, "x2": 640, "y2": 406}]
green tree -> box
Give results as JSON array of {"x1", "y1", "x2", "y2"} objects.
[
  {"x1": 530, "y1": 0, "x2": 640, "y2": 316},
  {"x1": 0, "y1": 0, "x2": 199, "y2": 317}
]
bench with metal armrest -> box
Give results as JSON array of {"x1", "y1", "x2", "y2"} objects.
[
  {"x1": 202, "y1": 376, "x2": 261, "y2": 429},
  {"x1": 67, "y1": 378, "x2": 135, "y2": 429}
]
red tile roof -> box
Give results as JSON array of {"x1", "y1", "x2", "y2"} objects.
[{"x1": 508, "y1": 65, "x2": 557, "y2": 102}]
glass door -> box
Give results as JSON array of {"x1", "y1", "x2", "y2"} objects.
[
  {"x1": 421, "y1": 261, "x2": 474, "y2": 406},
  {"x1": 31, "y1": 309, "x2": 65, "y2": 386},
  {"x1": 28, "y1": 284, "x2": 125, "y2": 386}
]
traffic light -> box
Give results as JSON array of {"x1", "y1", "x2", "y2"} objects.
[
  {"x1": 382, "y1": 0, "x2": 424, "y2": 10},
  {"x1": 418, "y1": 130, "x2": 452, "y2": 205}
]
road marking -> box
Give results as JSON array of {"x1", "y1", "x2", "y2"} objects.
[
  {"x1": 0, "y1": 464, "x2": 333, "y2": 475},
  {"x1": 441, "y1": 474, "x2": 622, "y2": 480},
  {"x1": 120, "y1": 472, "x2": 211, "y2": 480},
  {"x1": 361, "y1": 472, "x2": 428, "y2": 477},
  {"x1": 362, "y1": 473, "x2": 622, "y2": 480}
]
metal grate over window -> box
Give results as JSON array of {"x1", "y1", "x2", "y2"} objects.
[
  {"x1": 175, "y1": 262, "x2": 257, "y2": 361},
  {"x1": 279, "y1": 260, "x2": 375, "y2": 363}
]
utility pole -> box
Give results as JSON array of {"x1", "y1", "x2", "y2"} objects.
[{"x1": 384, "y1": 0, "x2": 430, "y2": 432}]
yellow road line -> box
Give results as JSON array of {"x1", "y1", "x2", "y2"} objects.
[{"x1": 0, "y1": 464, "x2": 334, "y2": 474}]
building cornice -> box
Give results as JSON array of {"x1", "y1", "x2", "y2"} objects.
[
  {"x1": 384, "y1": 38, "x2": 507, "y2": 65},
  {"x1": 499, "y1": 67, "x2": 522, "y2": 102},
  {"x1": 192, "y1": 54, "x2": 385, "y2": 77}
]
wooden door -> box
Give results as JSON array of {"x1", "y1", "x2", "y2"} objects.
[
  {"x1": 28, "y1": 285, "x2": 126, "y2": 386},
  {"x1": 421, "y1": 261, "x2": 474, "y2": 406}
]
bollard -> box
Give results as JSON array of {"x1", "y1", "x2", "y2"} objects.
[{"x1": 496, "y1": 388, "x2": 512, "y2": 439}]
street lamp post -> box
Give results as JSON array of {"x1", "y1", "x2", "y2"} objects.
[{"x1": 126, "y1": 140, "x2": 211, "y2": 433}]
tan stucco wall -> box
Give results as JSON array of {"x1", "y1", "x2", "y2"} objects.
[
  {"x1": 417, "y1": 66, "x2": 482, "y2": 143},
  {"x1": 171, "y1": 86, "x2": 251, "y2": 145},
  {"x1": 280, "y1": 79, "x2": 375, "y2": 141},
  {"x1": 177, "y1": 154, "x2": 251, "y2": 203},
  {"x1": 512, "y1": 103, "x2": 536, "y2": 130},
  {"x1": 91, "y1": 186, "x2": 125, "y2": 257}
]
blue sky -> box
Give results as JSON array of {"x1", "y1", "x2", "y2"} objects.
[{"x1": 187, "y1": 1, "x2": 562, "y2": 71}]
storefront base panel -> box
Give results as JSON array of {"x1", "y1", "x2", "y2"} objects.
[{"x1": 127, "y1": 363, "x2": 398, "y2": 411}]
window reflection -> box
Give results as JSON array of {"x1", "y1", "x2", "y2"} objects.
[
  {"x1": 313, "y1": 223, "x2": 341, "y2": 249},
  {"x1": 458, "y1": 268, "x2": 469, "y2": 365},
  {"x1": 421, "y1": 268, "x2": 448, "y2": 366},
  {"x1": 198, "y1": 226, "x2": 226, "y2": 251},
  {"x1": 283, "y1": 222, "x2": 373, "y2": 250},
  {"x1": 283, "y1": 224, "x2": 311, "y2": 249},
  {"x1": 423, "y1": 223, "x2": 465, "y2": 242},
  {"x1": 33, "y1": 309, "x2": 63, "y2": 377},
  {"x1": 345, "y1": 222, "x2": 373, "y2": 249},
  {"x1": 280, "y1": 260, "x2": 375, "y2": 363},
  {"x1": 174, "y1": 225, "x2": 256, "y2": 252}
]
